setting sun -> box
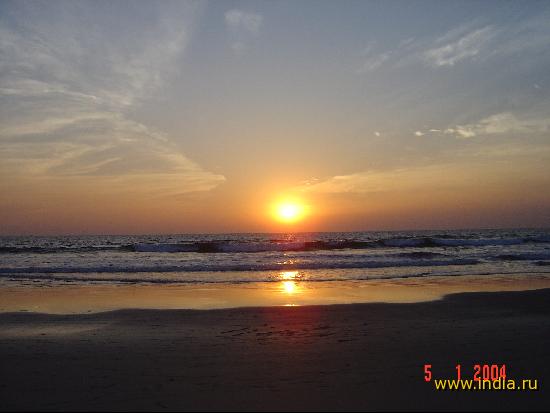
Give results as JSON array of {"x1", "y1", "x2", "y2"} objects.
[
  {"x1": 273, "y1": 201, "x2": 307, "y2": 223},
  {"x1": 279, "y1": 204, "x2": 300, "y2": 220}
]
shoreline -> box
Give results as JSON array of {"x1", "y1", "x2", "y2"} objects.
[
  {"x1": 1, "y1": 288, "x2": 549, "y2": 410},
  {"x1": 1, "y1": 272, "x2": 550, "y2": 314}
]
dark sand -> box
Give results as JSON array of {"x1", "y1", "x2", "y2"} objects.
[{"x1": 1, "y1": 289, "x2": 549, "y2": 411}]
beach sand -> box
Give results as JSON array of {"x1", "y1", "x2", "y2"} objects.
[{"x1": 1, "y1": 288, "x2": 549, "y2": 411}]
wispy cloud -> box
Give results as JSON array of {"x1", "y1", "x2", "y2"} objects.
[
  {"x1": 358, "y1": 52, "x2": 391, "y2": 73},
  {"x1": 356, "y1": 12, "x2": 550, "y2": 73},
  {"x1": 295, "y1": 165, "x2": 475, "y2": 195},
  {"x1": 225, "y1": 9, "x2": 263, "y2": 34},
  {"x1": 357, "y1": 42, "x2": 392, "y2": 73},
  {"x1": 446, "y1": 112, "x2": 550, "y2": 138},
  {"x1": 413, "y1": 112, "x2": 550, "y2": 139},
  {"x1": 487, "y1": 12, "x2": 550, "y2": 59},
  {"x1": 295, "y1": 155, "x2": 550, "y2": 196},
  {"x1": 424, "y1": 26, "x2": 496, "y2": 67},
  {"x1": 224, "y1": 9, "x2": 263, "y2": 54},
  {"x1": 0, "y1": 2, "x2": 225, "y2": 195}
]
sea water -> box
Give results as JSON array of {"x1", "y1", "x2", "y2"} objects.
[{"x1": 1, "y1": 229, "x2": 549, "y2": 287}]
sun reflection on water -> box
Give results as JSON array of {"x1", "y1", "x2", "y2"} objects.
[
  {"x1": 282, "y1": 280, "x2": 297, "y2": 294},
  {"x1": 279, "y1": 271, "x2": 301, "y2": 300},
  {"x1": 280, "y1": 271, "x2": 299, "y2": 280}
]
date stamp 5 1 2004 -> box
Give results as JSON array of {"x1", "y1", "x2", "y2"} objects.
[{"x1": 423, "y1": 364, "x2": 540, "y2": 391}]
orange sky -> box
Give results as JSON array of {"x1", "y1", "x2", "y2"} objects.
[{"x1": 1, "y1": 1, "x2": 550, "y2": 234}]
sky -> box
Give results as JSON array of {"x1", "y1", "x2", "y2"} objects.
[{"x1": 1, "y1": 0, "x2": 549, "y2": 235}]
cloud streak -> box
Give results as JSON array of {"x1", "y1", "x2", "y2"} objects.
[
  {"x1": 224, "y1": 9, "x2": 263, "y2": 54},
  {"x1": 424, "y1": 26, "x2": 496, "y2": 67},
  {"x1": 0, "y1": 1, "x2": 225, "y2": 195},
  {"x1": 356, "y1": 12, "x2": 550, "y2": 73},
  {"x1": 413, "y1": 112, "x2": 550, "y2": 139},
  {"x1": 295, "y1": 165, "x2": 475, "y2": 195},
  {"x1": 225, "y1": 9, "x2": 263, "y2": 34}
]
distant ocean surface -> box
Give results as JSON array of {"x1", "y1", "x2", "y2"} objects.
[{"x1": 1, "y1": 229, "x2": 550, "y2": 286}]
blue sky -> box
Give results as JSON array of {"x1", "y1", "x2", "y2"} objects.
[{"x1": 1, "y1": 0, "x2": 549, "y2": 233}]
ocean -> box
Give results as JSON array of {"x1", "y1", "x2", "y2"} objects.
[{"x1": 1, "y1": 228, "x2": 549, "y2": 286}]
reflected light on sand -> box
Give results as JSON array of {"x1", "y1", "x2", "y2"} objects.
[
  {"x1": 279, "y1": 271, "x2": 301, "y2": 297},
  {"x1": 2, "y1": 274, "x2": 550, "y2": 313}
]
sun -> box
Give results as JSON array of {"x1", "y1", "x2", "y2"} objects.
[
  {"x1": 279, "y1": 204, "x2": 300, "y2": 220},
  {"x1": 273, "y1": 200, "x2": 306, "y2": 223}
]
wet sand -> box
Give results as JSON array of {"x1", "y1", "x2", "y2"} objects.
[
  {"x1": 2, "y1": 273, "x2": 550, "y2": 314},
  {"x1": 1, "y1": 288, "x2": 549, "y2": 411}
]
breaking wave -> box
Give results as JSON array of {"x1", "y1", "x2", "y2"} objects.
[{"x1": 2, "y1": 235, "x2": 549, "y2": 254}]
